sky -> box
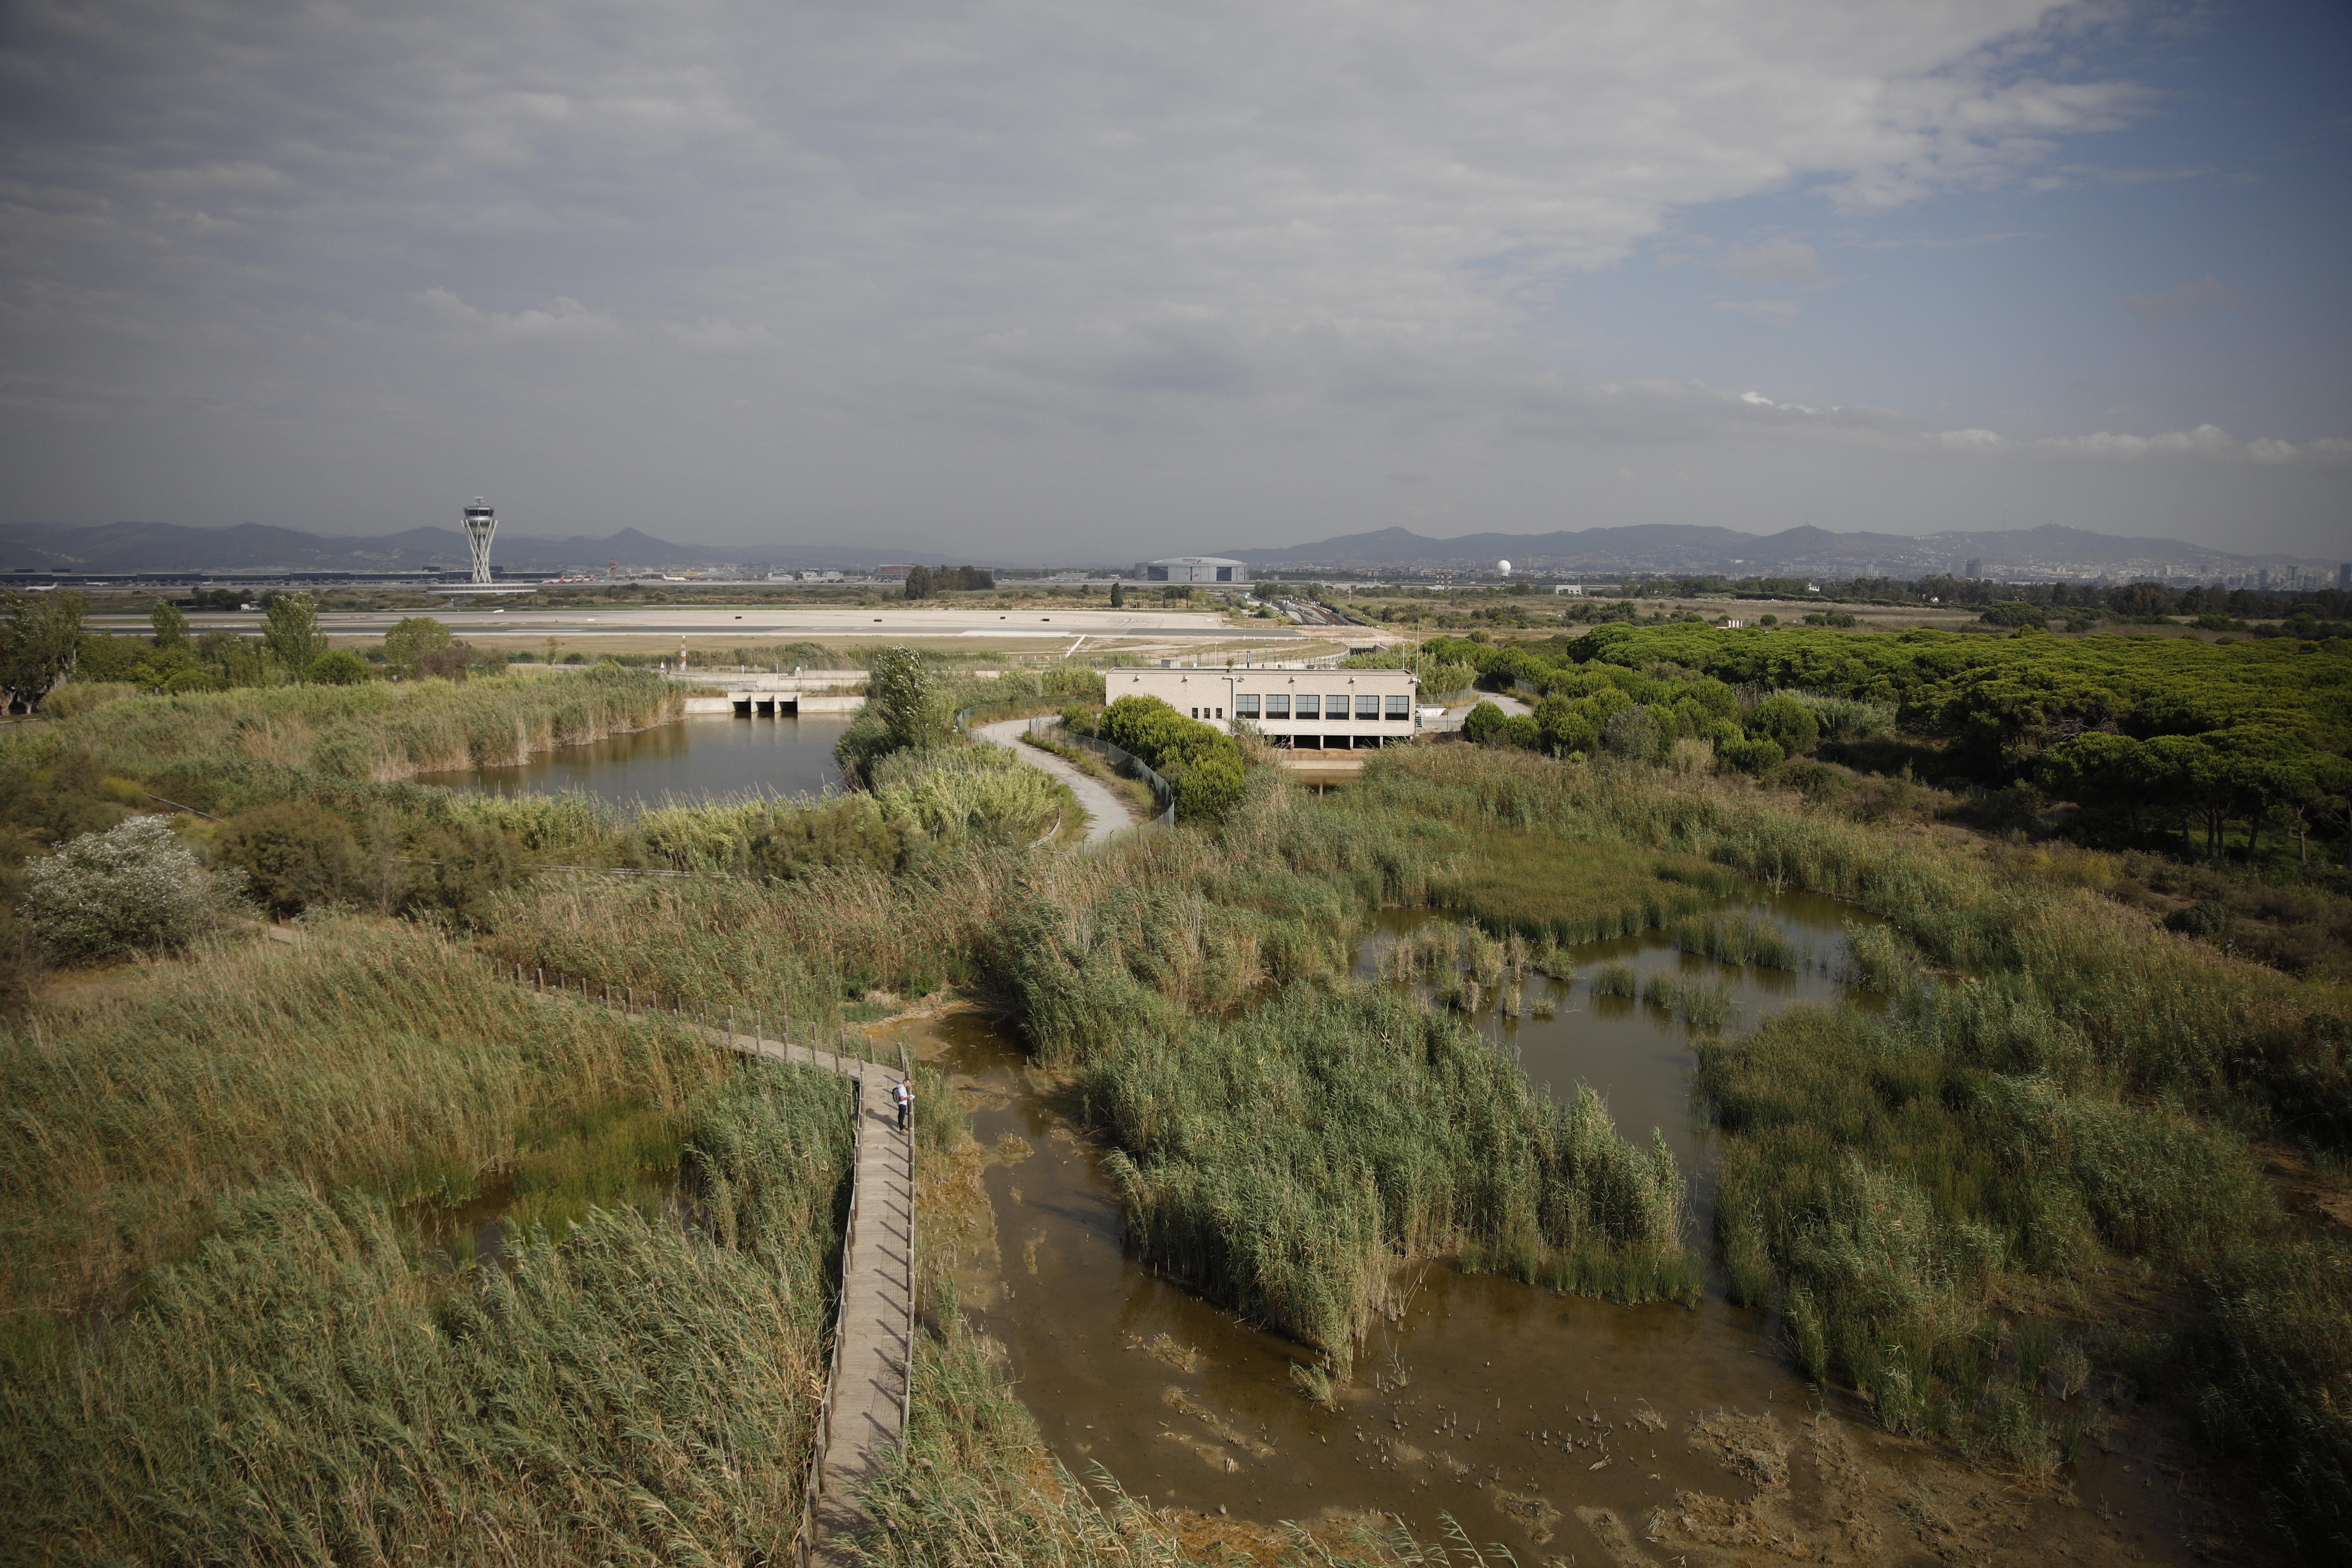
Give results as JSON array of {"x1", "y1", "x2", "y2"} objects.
[{"x1": 1, "y1": 0, "x2": 2346, "y2": 561}]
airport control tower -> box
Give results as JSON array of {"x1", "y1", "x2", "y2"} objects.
[{"x1": 462, "y1": 498, "x2": 497, "y2": 584}]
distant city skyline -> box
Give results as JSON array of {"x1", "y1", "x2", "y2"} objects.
[{"x1": 1, "y1": 1, "x2": 2344, "y2": 556}]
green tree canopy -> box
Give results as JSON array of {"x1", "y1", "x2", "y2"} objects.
[
  {"x1": 0, "y1": 590, "x2": 86, "y2": 712},
  {"x1": 260, "y1": 594, "x2": 326, "y2": 680},
  {"x1": 382, "y1": 617, "x2": 456, "y2": 681},
  {"x1": 149, "y1": 601, "x2": 190, "y2": 648}
]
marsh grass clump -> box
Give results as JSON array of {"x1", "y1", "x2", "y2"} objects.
[
  {"x1": 1700, "y1": 993, "x2": 2298, "y2": 1482},
  {"x1": 871, "y1": 742, "x2": 1065, "y2": 845},
  {"x1": 1672, "y1": 912, "x2": 1798, "y2": 969},
  {"x1": 1378, "y1": 918, "x2": 1515, "y2": 1013},
  {"x1": 1088, "y1": 985, "x2": 1691, "y2": 1378},
  {"x1": 1680, "y1": 978, "x2": 1731, "y2": 1030},
  {"x1": 33, "y1": 664, "x2": 677, "y2": 805},
  {"x1": 1591, "y1": 963, "x2": 1637, "y2": 997},
  {"x1": 1639, "y1": 972, "x2": 1678, "y2": 1010}
]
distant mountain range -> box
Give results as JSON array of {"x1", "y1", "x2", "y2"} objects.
[
  {"x1": 0, "y1": 522, "x2": 937, "y2": 575},
  {"x1": 0, "y1": 517, "x2": 2333, "y2": 583},
  {"x1": 1215, "y1": 523, "x2": 2340, "y2": 579}
]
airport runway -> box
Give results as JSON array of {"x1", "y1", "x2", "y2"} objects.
[{"x1": 90, "y1": 605, "x2": 1315, "y2": 642}]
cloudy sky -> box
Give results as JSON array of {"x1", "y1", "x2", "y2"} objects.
[{"x1": 2, "y1": 0, "x2": 2345, "y2": 559}]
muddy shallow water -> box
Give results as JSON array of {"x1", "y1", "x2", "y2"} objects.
[{"x1": 887, "y1": 888, "x2": 2220, "y2": 1563}]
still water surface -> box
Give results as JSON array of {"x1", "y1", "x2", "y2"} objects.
[{"x1": 423, "y1": 713, "x2": 854, "y2": 806}]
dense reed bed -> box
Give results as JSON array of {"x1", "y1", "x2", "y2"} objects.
[
  {"x1": 1090, "y1": 986, "x2": 1694, "y2": 1377},
  {"x1": 2, "y1": 1059, "x2": 850, "y2": 1566},
  {"x1": 1354, "y1": 746, "x2": 2348, "y2": 1142},
  {"x1": 9, "y1": 666, "x2": 677, "y2": 808},
  {"x1": 484, "y1": 771, "x2": 1442, "y2": 1038},
  {"x1": 1348, "y1": 745, "x2": 2348, "y2": 1548},
  {"x1": 1430, "y1": 835, "x2": 1737, "y2": 944},
  {"x1": 0, "y1": 917, "x2": 726, "y2": 1319}
]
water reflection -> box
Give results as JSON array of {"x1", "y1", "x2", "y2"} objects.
[
  {"x1": 424, "y1": 713, "x2": 855, "y2": 807},
  {"x1": 1353, "y1": 890, "x2": 1883, "y2": 1237}
]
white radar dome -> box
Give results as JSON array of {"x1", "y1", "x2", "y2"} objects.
[{"x1": 1497, "y1": 559, "x2": 1512, "y2": 574}]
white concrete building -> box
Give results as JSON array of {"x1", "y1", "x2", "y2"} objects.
[
  {"x1": 1135, "y1": 556, "x2": 1248, "y2": 583},
  {"x1": 1111, "y1": 665, "x2": 1421, "y2": 748}
]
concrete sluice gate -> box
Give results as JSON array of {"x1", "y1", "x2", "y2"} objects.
[{"x1": 730, "y1": 694, "x2": 800, "y2": 715}]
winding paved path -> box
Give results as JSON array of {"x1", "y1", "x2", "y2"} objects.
[{"x1": 973, "y1": 718, "x2": 1138, "y2": 844}]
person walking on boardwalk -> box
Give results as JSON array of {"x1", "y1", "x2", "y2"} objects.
[{"x1": 895, "y1": 1077, "x2": 912, "y2": 1134}]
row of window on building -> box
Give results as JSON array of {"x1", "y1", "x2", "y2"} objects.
[{"x1": 1183, "y1": 693, "x2": 1413, "y2": 721}]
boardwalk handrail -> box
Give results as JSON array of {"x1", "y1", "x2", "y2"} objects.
[
  {"x1": 1026, "y1": 715, "x2": 1175, "y2": 828},
  {"x1": 498, "y1": 958, "x2": 913, "y2": 1567}
]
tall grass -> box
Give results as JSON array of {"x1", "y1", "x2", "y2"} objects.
[
  {"x1": 871, "y1": 742, "x2": 1065, "y2": 844},
  {"x1": 1354, "y1": 745, "x2": 2348, "y2": 1143},
  {"x1": 11, "y1": 666, "x2": 677, "y2": 809},
  {"x1": 0, "y1": 917, "x2": 727, "y2": 1317},
  {"x1": 1672, "y1": 911, "x2": 1798, "y2": 969},
  {"x1": 1430, "y1": 836, "x2": 1738, "y2": 945},
  {"x1": 1088, "y1": 985, "x2": 1693, "y2": 1378},
  {"x1": 1, "y1": 1057, "x2": 850, "y2": 1567}
]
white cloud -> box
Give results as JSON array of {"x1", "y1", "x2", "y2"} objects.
[
  {"x1": 2031, "y1": 425, "x2": 2351, "y2": 465},
  {"x1": 2121, "y1": 275, "x2": 2239, "y2": 322},
  {"x1": 1723, "y1": 239, "x2": 1829, "y2": 284},
  {"x1": 7, "y1": 0, "x2": 2327, "y2": 553}
]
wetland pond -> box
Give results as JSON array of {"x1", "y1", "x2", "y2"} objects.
[
  {"x1": 892, "y1": 886, "x2": 2203, "y2": 1561},
  {"x1": 422, "y1": 712, "x2": 854, "y2": 806}
]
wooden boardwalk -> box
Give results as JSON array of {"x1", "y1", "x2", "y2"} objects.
[
  {"x1": 724, "y1": 1024, "x2": 916, "y2": 1566},
  {"x1": 720, "y1": 1022, "x2": 916, "y2": 1567},
  {"x1": 514, "y1": 973, "x2": 913, "y2": 1566}
]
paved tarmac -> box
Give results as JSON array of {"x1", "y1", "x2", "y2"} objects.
[{"x1": 91, "y1": 603, "x2": 1307, "y2": 642}]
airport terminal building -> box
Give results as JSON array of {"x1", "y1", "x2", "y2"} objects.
[
  {"x1": 1111, "y1": 666, "x2": 1420, "y2": 748},
  {"x1": 1134, "y1": 555, "x2": 1247, "y2": 583}
]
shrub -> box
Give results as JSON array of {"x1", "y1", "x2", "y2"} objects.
[
  {"x1": 20, "y1": 816, "x2": 240, "y2": 959},
  {"x1": 1777, "y1": 688, "x2": 1895, "y2": 742},
  {"x1": 872, "y1": 744, "x2": 1063, "y2": 844},
  {"x1": 400, "y1": 821, "x2": 531, "y2": 931},
  {"x1": 1718, "y1": 735, "x2": 1785, "y2": 775},
  {"x1": 1096, "y1": 695, "x2": 1248, "y2": 823},
  {"x1": 1751, "y1": 694, "x2": 1821, "y2": 756},
  {"x1": 1461, "y1": 700, "x2": 1507, "y2": 744},
  {"x1": 307, "y1": 648, "x2": 370, "y2": 686},
  {"x1": 218, "y1": 801, "x2": 370, "y2": 917},
  {"x1": 381, "y1": 616, "x2": 455, "y2": 680},
  {"x1": 746, "y1": 795, "x2": 910, "y2": 881}
]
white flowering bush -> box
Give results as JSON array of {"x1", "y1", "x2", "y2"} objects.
[{"x1": 21, "y1": 816, "x2": 243, "y2": 960}]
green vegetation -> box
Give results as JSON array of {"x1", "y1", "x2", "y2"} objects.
[
  {"x1": 1423, "y1": 623, "x2": 2352, "y2": 870},
  {"x1": 1429, "y1": 836, "x2": 1736, "y2": 945},
  {"x1": 5, "y1": 609, "x2": 2347, "y2": 1555},
  {"x1": 0, "y1": 590, "x2": 86, "y2": 712},
  {"x1": 1093, "y1": 987, "x2": 1695, "y2": 1376},
  {"x1": 7, "y1": 663, "x2": 675, "y2": 811},
  {"x1": 1092, "y1": 693, "x2": 1247, "y2": 822},
  {"x1": 0, "y1": 892, "x2": 854, "y2": 1563}
]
